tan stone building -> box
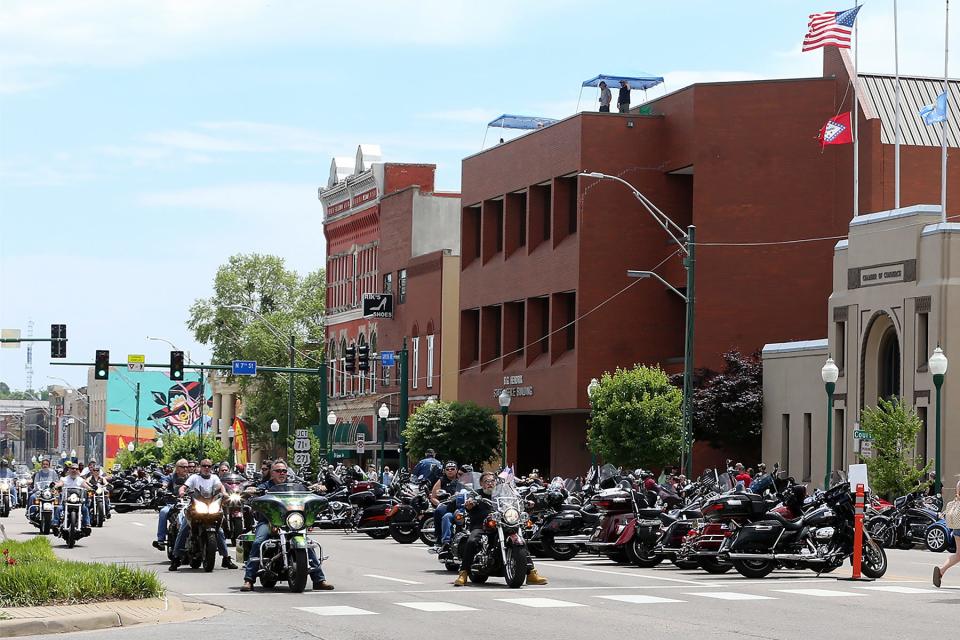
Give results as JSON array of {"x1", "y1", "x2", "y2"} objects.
[{"x1": 762, "y1": 204, "x2": 960, "y2": 489}]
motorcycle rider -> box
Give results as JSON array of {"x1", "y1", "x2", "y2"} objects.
[
  {"x1": 0, "y1": 459, "x2": 18, "y2": 508},
  {"x1": 169, "y1": 458, "x2": 238, "y2": 571},
  {"x1": 153, "y1": 458, "x2": 190, "y2": 550},
  {"x1": 52, "y1": 462, "x2": 92, "y2": 534},
  {"x1": 29, "y1": 457, "x2": 60, "y2": 505},
  {"x1": 412, "y1": 449, "x2": 442, "y2": 484},
  {"x1": 86, "y1": 463, "x2": 112, "y2": 518},
  {"x1": 431, "y1": 461, "x2": 463, "y2": 553},
  {"x1": 240, "y1": 460, "x2": 334, "y2": 592},
  {"x1": 453, "y1": 471, "x2": 547, "y2": 587},
  {"x1": 217, "y1": 462, "x2": 231, "y2": 477}
]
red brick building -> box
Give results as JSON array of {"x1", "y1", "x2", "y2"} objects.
[{"x1": 458, "y1": 50, "x2": 959, "y2": 477}]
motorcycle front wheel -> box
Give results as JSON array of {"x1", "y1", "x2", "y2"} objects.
[
  {"x1": 40, "y1": 512, "x2": 51, "y2": 535},
  {"x1": 389, "y1": 523, "x2": 420, "y2": 544},
  {"x1": 203, "y1": 531, "x2": 217, "y2": 572},
  {"x1": 732, "y1": 546, "x2": 776, "y2": 579},
  {"x1": 504, "y1": 546, "x2": 529, "y2": 589},
  {"x1": 418, "y1": 517, "x2": 437, "y2": 546},
  {"x1": 626, "y1": 538, "x2": 663, "y2": 568},
  {"x1": 288, "y1": 548, "x2": 308, "y2": 593},
  {"x1": 230, "y1": 516, "x2": 244, "y2": 546},
  {"x1": 860, "y1": 541, "x2": 888, "y2": 579},
  {"x1": 699, "y1": 557, "x2": 733, "y2": 574}
]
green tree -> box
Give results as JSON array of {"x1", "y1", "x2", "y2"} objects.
[
  {"x1": 685, "y1": 351, "x2": 763, "y2": 450},
  {"x1": 402, "y1": 401, "x2": 501, "y2": 468},
  {"x1": 587, "y1": 365, "x2": 683, "y2": 468},
  {"x1": 187, "y1": 253, "x2": 325, "y2": 454},
  {"x1": 861, "y1": 397, "x2": 931, "y2": 498},
  {"x1": 159, "y1": 434, "x2": 228, "y2": 466},
  {"x1": 114, "y1": 441, "x2": 164, "y2": 470}
]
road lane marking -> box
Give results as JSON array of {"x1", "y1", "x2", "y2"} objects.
[
  {"x1": 856, "y1": 586, "x2": 938, "y2": 594},
  {"x1": 130, "y1": 522, "x2": 145, "y2": 527},
  {"x1": 496, "y1": 597, "x2": 585, "y2": 608},
  {"x1": 687, "y1": 592, "x2": 775, "y2": 600},
  {"x1": 775, "y1": 589, "x2": 866, "y2": 597},
  {"x1": 297, "y1": 606, "x2": 377, "y2": 616},
  {"x1": 364, "y1": 574, "x2": 422, "y2": 584},
  {"x1": 596, "y1": 594, "x2": 684, "y2": 604},
  {"x1": 395, "y1": 602, "x2": 477, "y2": 612},
  {"x1": 544, "y1": 563, "x2": 702, "y2": 584}
]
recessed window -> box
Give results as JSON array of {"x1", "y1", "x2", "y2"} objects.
[{"x1": 398, "y1": 270, "x2": 407, "y2": 304}]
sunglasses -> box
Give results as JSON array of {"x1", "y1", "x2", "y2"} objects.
[
  {"x1": 272, "y1": 469, "x2": 288, "y2": 474},
  {"x1": 200, "y1": 464, "x2": 212, "y2": 468}
]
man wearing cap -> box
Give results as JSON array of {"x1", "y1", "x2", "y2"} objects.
[
  {"x1": 52, "y1": 462, "x2": 92, "y2": 533},
  {"x1": 431, "y1": 461, "x2": 464, "y2": 552}
]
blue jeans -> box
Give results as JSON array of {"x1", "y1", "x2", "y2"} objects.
[
  {"x1": 434, "y1": 503, "x2": 449, "y2": 542},
  {"x1": 243, "y1": 521, "x2": 325, "y2": 583},
  {"x1": 53, "y1": 502, "x2": 90, "y2": 527},
  {"x1": 157, "y1": 505, "x2": 173, "y2": 541},
  {"x1": 441, "y1": 512, "x2": 456, "y2": 543},
  {"x1": 173, "y1": 512, "x2": 228, "y2": 560}
]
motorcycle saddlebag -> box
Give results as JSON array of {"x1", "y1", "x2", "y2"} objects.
[
  {"x1": 349, "y1": 491, "x2": 376, "y2": 506},
  {"x1": 702, "y1": 494, "x2": 769, "y2": 522},
  {"x1": 540, "y1": 512, "x2": 582, "y2": 535},
  {"x1": 390, "y1": 503, "x2": 418, "y2": 524},
  {"x1": 729, "y1": 521, "x2": 784, "y2": 550}
]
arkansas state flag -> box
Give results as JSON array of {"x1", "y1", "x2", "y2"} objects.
[{"x1": 818, "y1": 111, "x2": 853, "y2": 147}]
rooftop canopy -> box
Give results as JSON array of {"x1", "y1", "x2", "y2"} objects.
[
  {"x1": 582, "y1": 73, "x2": 664, "y2": 91},
  {"x1": 487, "y1": 114, "x2": 559, "y2": 130}
]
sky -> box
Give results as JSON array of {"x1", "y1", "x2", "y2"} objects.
[{"x1": 0, "y1": 0, "x2": 957, "y2": 392}]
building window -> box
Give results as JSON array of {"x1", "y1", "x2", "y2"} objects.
[
  {"x1": 802, "y1": 413, "x2": 812, "y2": 483},
  {"x1": 412, "y1": 337, "x2": 420, "y2": 389},
  {"x1": 781, "y1": 414, "x2": 790, "y2": 475},
  {"x1": 339, "y1": 338, "x2": 347, "y2": 397},
  {"x1": 384, "y1": 272, "x2": 393, "y2": 295},
  {"x1": 357, "y1": 335, "x2": 366, "y2": 395},
  {"x1": 917, "y1": 312, "x2": 929, "y2": 370},
  {"x1": 834, "y1": 409, "x2": 844, "y2": 472},
  {"x1": 551, "y1": 291, "x2": 576, "y2": 359},
  {"x1": 835, "y1": 321, "x2": 846, "y2": 375},
  {"x1": 917, "y1": 406, "x2": 928, "y2": 463},
  {"x1": 426, "y1": 334, "x2": 435, "y2": 388},
  {"x1": 461, "y1": 309, "x2": 481, "y2": 368},
  {"x1": 398, "y1": 269, "x2": 407, "y2": 304},
  {"x1": 369, "y1": 332, "x2": 377, "y2": 394}
]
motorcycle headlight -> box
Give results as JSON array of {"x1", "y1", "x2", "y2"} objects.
[
  {"x1": 286, "y1": 512, "x2": 305, "y2": 531},
  {"x1": 42, "y1": 490, "x2": 51, "y2": 499},
  {"x1": 208, "y1": 499, "x2": 221, "y2": 514},
  {"x1": 228, "y1": 493, "x2": 242, "y2": 504},
  {"x1": 68, "y1": 494, "x2": 79, "y2": 503},
  {"x1": 95, "y1": 488, "x2": 104, "y2": 495},
  {"x1": 502, "y1": 507, "x2": 521, "y2": 526},
  {"x1": 193, "y1": 500, "x2": 208, "y2": 514}
]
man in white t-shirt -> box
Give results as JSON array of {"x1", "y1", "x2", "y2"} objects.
[
  {"x1": 170, "y1": 458, "x2": 237, "y2": 571},
  {"x1": 52, "y1": 462, "x2": 91, "y2": 532}
]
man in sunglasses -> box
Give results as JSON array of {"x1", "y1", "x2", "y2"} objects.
[
  {"x1": 241, "y1": 461, "x2": 334, "y2": 592},
  {"x1": 431, "y1": 461, "x2": 463, "y2": 553},
  {"x1": 153, "y1": 458, "x2": 190, "y2": 551},
  {"x1": 169, "y1": 458, "x2": 238, "y2": 571}
]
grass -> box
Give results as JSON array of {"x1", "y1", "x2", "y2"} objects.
[{"x1": 0, "y1": 538, "x2": 165, "y2": 608}]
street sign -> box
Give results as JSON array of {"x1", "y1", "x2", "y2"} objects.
[
  {"x1": 356, "y1": 437, "x2": 365, "y2": 454},
  {"x1": 380, "y1": 350, "x2": 396, "y2": 367},
  {"x1": 127, "y1": 354, "x2": 145, "y2": 372},
  {"x1": 232, "y1": 360, "x2": 257, "y2": 376},
  {"x1": 1, "y1": 328, "x2": 20, "y2": 348},
  {"x1": 860, "y1": 440, "x2": 874, "y2": 457},
  {"x1": 363, "y1": 293, "x2": 394, "y2": 318},
  {"x1": 293, "y1": 428, "x2": 311, "y2": 469},
  {"x1": 853, "y1": 429, "x2": 874, "y2": 441}
]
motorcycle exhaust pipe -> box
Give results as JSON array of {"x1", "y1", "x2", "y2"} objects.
[
  {"x1": 727, "y1": 552, "x2": 827, "y2": 563},
  {"x1": 552, "y1": 535, "x2": 590, "y2": 544}
]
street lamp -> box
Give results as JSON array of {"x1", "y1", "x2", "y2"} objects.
[
  {"x1": 227, "y1": 426, "x2": 236, "y2": 466},
  {"x1": 326, "y1": 411, "x2": 337, "y2": 464},
  {"x1": 586, "y1": 378, "x2": 600, "y2": 470},
  {"x1": 821, "y1": 356, "x2": 840, "y2": 488},
  {"x1": 930, "y1": 346, "x2": 948, "y2": 495},
  {"x1": 581, "y1": 171, "x2": 696, "y2": 478},
  {"x1": 426, "y1": 396, "x2": 437, "y2": 405},
  {"x1": 127, "y1": 442, "x2": 135, "y2": 452},
  {"x1": 156, "y1": 437, "x2": 164, "y2": 449},
  {"x1": 270, "y1": 419, "x2": 280, "y2": 460},
  {"x1": 498, "y1": 389, "x2": 512, "y2": 469},
  {"x1": 378, "y1": 403, "x2": 389, "y2": 472}
]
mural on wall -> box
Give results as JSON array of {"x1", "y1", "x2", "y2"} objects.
[{"x1": 104, "y1": 369, "x2": 211, "y2": 464}]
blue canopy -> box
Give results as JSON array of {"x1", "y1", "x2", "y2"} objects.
[
  {"x1": 582, "y1": 74, "x2": 664, "y2": 91},
  {"x1": 487, "y1": 114, "x2": 559, "y2": 130}
]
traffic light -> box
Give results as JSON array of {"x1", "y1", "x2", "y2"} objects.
[
  {"x1": 94, "y1": 350, "x2": 109, "y2": 380},
  {"x1": 170, "y1": 350, "x2": 184, "y2": 381},
  {"x1": 358, "y1": 344, "x2": 370, "y2": 373},
  {"x1": 344, "y1": 345, "x2": 356, "y2": 374},
  {"x1": 50, "y1": 324, "x2": 66, "y2": 358}
]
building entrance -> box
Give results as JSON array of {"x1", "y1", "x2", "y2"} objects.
[{"x1": 516, "y1": 414, "x2": 551, "y2": 477}]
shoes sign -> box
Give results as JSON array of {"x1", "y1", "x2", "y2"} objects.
[{"x1": 363, "y1": 293, "x2": 393, "y2": 318}]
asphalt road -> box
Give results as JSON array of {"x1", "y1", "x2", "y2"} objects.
[{"x1": 3, "y1": 511, "x2": 958, "y2": 640}]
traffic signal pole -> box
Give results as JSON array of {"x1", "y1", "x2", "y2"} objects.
[
  {"x1": 288, "y1": 335, "x2": 295, "y2": 463},
  {"x1": 399, "y1": 338, "x2": 408, "y2": 470}
]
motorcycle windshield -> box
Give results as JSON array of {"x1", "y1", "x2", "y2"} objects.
[
  {"x1": 565, "y1": 477, "x2": 581, "y2": 493},
  {"x1": 599, "y1": 464, "x2": 618, "y2": 483},
  {"x1": 267, "y1": 482, "x2": 311, "y2": 493},
  {"x1": 492, "y1": 481, "x2": 522, "y2": 513},
  {"x1": 460, "y1": 472, "x2": 482, "y2": 490}
]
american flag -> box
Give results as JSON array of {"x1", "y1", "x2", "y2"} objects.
[{"x1": 802, "y1": 6, "x2": 862, "y2": 52}]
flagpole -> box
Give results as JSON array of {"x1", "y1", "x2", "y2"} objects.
[
  {"x1": 942, "y1": 0, "x2": 951, "y2": 223},
  {"x1": 853, "y1": 3, "x2": 860, "y2": 218},
  {"x1": 894, "y1": 0, "x2": 902, "y2": 209}
]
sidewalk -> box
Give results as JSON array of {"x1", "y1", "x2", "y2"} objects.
[{"x1": 0, "y1": 596, "x2": 220, "y2": 637}]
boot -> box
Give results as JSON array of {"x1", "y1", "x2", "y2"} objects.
[
  {"x1": 453, "y1": 570, "x2": 469, "y2": 587},
  {"x1": 526, "y1": 569, "x2": 548, "y2": 585},
  {"x1": 222, "y1": 556, "x2": 238, "y2": 569},
  {"x1": 313, "y1": 580, "x2": 335, "y2": 591}
]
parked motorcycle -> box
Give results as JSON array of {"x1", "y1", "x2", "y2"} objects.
[
  {"x1": 244, "y1": 481, "x2": 329, "y2": 592},
  {"x1": 583, "y1": 465, "x2": 663, "y2": 567},
  {"x1": 386, "y1": 474, "x2": 433, "y2": 544},
  {"x1": 723, "y1": 479, "x2": 887, "y2": 579},
  {"x1": 867, "y1": 489, "x2": 941, "y2": 549},
  {"x1": 925, "y1": 516, "x2": 959, "y2": 554},
  {"x1": 57, "y1": 487, "x2": 91, "y2": 548},
  {"x1": 536, "y1": 478, "x2": 600, "y2": 561}
]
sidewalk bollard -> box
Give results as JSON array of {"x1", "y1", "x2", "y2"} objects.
[{"x1": 839, "y1": 483, "x2": 874, "y2": 582}]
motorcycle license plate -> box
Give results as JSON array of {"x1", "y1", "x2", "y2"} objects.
[{"x1": 42, "y1": 503, "x2": 53, "y2": 511}]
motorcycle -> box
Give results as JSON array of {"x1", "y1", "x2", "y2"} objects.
[
  {"x1": 57, "y1": 486, "x2": 90, "y2": 548},
  {"x1": 583, "y1": 465, "x2": 663, "y2": 567},
  {"x1": 867, "y1": 489, "x2": 941, "y2": 549},
  {"x1": 459, "y1": 480, "x2": 532, "y2": 588},
  {"x1": 535, "y1": 478, "x2": 600, "y2": 561},
  {"x1": 925, "y1": 516, "x2": 959, "y2": 554},
  {"x1": 244, "y1": 480, "x2": 329, "y2": 592},
  {"x1": 109, "y1": 474, "x2": 156, "y2": 513},
  {"x1": 27, "y1": 480, "x2": 58, "y2": 535},
  {"x1": 385, "y1": 473, "x2": 434, "y2": 544},
  {"x1": 180, "y1": 491, "x2": 224, "y2": 572},
  {"x1": 16, "y1": 471, "x2": 31, "y2": 508},
  {"x1": 723, "y1": 479, "x2": 888, "y2": 579},
  {"x1": 221, "y1": 473, "x2": 251, "y2": 546},
  {"x1": 88, "y1": 485, "x2": 109, "y2": 527},
  {"x1": 0, "y1": 477, "x2": 12, "y2": 517}
]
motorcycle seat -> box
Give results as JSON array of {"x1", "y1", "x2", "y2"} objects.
[
  {"x1": 559, "y1": 504, "x2": 582, "y2": 512},
  {"x1": 763, "y1": 510, "x2": 805, "y2": 531}
]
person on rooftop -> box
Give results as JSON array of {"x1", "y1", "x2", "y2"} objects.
[
  {"x1": 598, "y1": 81, "x2": 612, "y2": 113},
  {"x1": 617, "y1": 80, "x2": 631, "y2": 113}
]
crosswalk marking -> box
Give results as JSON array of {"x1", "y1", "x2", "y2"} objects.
[
  {"x1": 596, "y1": 595, "x2": 684, "y2": 604},
  {"x1": 395, "y1": 602, "x2": 478, "y2": 612},
  {"x1": 687, "y1": 592, "x2": 775, "y2": 601},
  {"x1": 856, "y1": 586, "x2": 938, "y2": 594},
  {"x1": 775, "y1": 589, "x2": 866, "y2": 598},
  {"x1": 364, "y1": 574, "x2": 422, "y2": 584},
  {"x1": 297, "y1": 606, "x2": 378, "y2": 616},
  {"x1": 496, "y1": 597, "x2": 585, "y2": 608}
]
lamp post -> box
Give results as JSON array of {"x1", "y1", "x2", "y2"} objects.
[
  {"x1": 326, "y1": 411, "x2": 337, "y2": 464},
  {"x1": 821, "y1": 357, "x2": 840, "y2": 489},
  {"x1": 156, "y1": 437, "x2": 164, "y2": 449},
  {"x1": 227, "y1": 426, "x2": 236, "y2": 466},
  {"x1": 581, "y1": 171, "x2": 696, "y2": 478},
  {"x1": 126, "y1": 442, "x2": 134, "y2": 452},
  {"x1": 929, "y1": 346, "x2": 948, "y2": 495},
  {"x1": 498, "y1": 389, "x2": 511, "y2": 469},
  {"x1": 586, "y1": 378, "x2": 600, "y2": 471},
  {"x1": 378, "y1": 403, "x2": 389, "y2": 472},
  {"x1": 270, "y1": 419, "x2": 280, "y2": 460}
]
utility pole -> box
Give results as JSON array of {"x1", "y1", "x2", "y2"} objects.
[
  {"x1": 198, "y1": 364, "x2": 204, "y2": 461},
  {"x1": 318, "y1": 359, "x2": 328, "y2": 464},
  {"x1": 287, "y1": 335, "x2": 295, "y2": 462},
  {"x1": 399, "y1": 337, "x2": 409, "y2": 470},
  {"x1": 134, "y1": 382, "x2": 141, "y2": 449},
  {"x1": 682, "y1": 225, "x2": 696, "y2": 479}
]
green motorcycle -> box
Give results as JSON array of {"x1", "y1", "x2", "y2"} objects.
[{"x1": 246, "y1": 482, "x2": 329, "y2": 593}]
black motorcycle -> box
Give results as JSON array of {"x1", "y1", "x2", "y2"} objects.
[
  {"x1": 386, "y1": 474, "x2": 434, "y2": 544},
  {"x1": 867, "y1": 489, "x2": 941, "y2": 549},
  {"x1": 57, "y1": 487, "x2": 91, "y2": 548},
  {"x1": 534, "y1": 479, "x2": 600, "y2": 561},
  {"x1": 179, "y1": 491, "x2": 224, "y2": 572},
  {"x1": 27, "y1": 480, "x2": 58, "y2": 535},
  {"x1": 723, "y1": 480, "x2": 887, "y2": 579},
  {"x1": 458, "y1": 481, "x2": 531, "y2": 588}
]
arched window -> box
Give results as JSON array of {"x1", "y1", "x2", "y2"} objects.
[
  {"x1": 369, "y1": 332, "x2": 378, "y2": 394},
  {"x1": 339, "y1": 338, "x2": 348, "y2": 396},
  {"x1": 328, "y1": 338, "x2": 337, "y2": 397},
  {"x1": 357, "y1": 334, "x2": 367, "y2": 395},
  {"x1": 878, "y1": 328, "x2": 901, "y2": 400}
]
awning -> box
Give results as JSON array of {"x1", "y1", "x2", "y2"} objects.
[
  {"x1": 487, "y1": 114, "x2": 559, "y2": 130},
  {"x1": 581, "y1": 74, "x2": 664, "y2": 91},
  {"x1": 332, "y1": 421, "x2": 353, "y2": 445}
]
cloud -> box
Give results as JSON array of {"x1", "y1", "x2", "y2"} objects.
[{"x1": 138, "y1": 181, "x2": 318, "y2": 220}]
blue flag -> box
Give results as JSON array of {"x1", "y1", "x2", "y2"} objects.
[{"x1": 919, "y1": 91, "x2": 948, "y2": 125}]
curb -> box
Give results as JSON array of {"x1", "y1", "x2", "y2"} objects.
[{"x1": 0, "y1": 597, "x2": 221, "y2": 638}]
